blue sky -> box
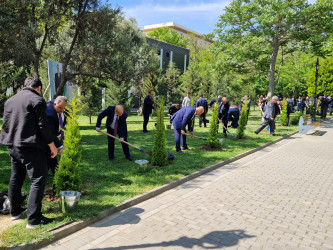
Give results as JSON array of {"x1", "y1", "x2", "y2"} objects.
[
  {"x1": 111, "y1": 0, "x2": 231, "y2": 35},
  {"x1": 110, "y1": 0, "x2": 317, "y2": 35}
]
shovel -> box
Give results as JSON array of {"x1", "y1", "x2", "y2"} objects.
[{"x1": 99, "y1": 131, "x2": 152, "y2": 156}]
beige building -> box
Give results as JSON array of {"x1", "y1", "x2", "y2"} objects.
[{"x1": 142, "y1": 22, "x2": 214, "y2": 47}]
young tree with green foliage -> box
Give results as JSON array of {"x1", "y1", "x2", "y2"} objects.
[
  {"x1": 147, "y1": 27, "x2": 188, "y2": 48},
  {"x1": 208, "y1": 104, "x2": 219, "y2": 148},
  {"x1": 307, "y1": 58, "x2": 333, "y2": 96},
  {"x1": 151, "y1": 98, "x2": 168, "y2": 167},
  {"x1": 54, "y1": 93, "x2": 82, "y2": 194},
  {"x1": 280, "y1": 98, "x2": 288, "y2": 126},
  {"x1": 237, "y1": 100, "x2": 248, "y2": 139},
  {"x1": 163, "y1": 62, "x2": 181, "y2": 105}
]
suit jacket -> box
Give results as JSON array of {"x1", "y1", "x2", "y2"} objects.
[
  {"x1": 263, "y1": 101, "x2": 275, "y2": 119},
  {"x1": 46, "y1": 100, "x2": 67, "y2": 148},
  {"x1": 96, "y1": 106, "x2": 128, "y2": 138},
  {"x1": 196, "y1": 97, "x2": 208, "y2": 113},
  {"x1": 0, "y1": 87, "x2": 52, "y2": 150},
  {"x1": 170, "y1": 107, "x2": 196, "y2": 132},
  {"x1": 218, "y1": 102, "x2": 230, "y2": 121},
  {"x1": 142, "y1": 95, "x2": 154, "y2": 114}
]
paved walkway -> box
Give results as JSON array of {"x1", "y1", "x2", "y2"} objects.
[{"x1": 44, "y1": 121, "x2": 333, "y2": 250}]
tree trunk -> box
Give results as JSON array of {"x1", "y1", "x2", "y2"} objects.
[
  {"x1": 33, "y1": 55, "x2": 40, "y2": 79},
  {"x1": 89, "y1": 115, "x2": 91, "y2": 124},
  {"x1": 267, "y1": 37, "x2": 280, "y2": 98}
]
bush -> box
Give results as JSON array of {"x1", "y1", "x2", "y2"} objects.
[
  {"x1": 151, "y1": 98, "x2": 168, "y2": 166},
  {"x1": 237, "y1": 100, "x2": 248, "y2": 139},
  {"x1": 54, "y1": 92, "x2": 82, "y2": 194},
  {"x1": 280, "y1": 98, "x2": 288, "y2": 126},
  {"x1": 290, "y1": 111, "x2": 303, "y2": 125},
  {"x1": 208, "y1": 104, "x2": 219, "y2": 148},
  {"x1": 190, "y1": 96, "x2": 196, "y2": 107}
]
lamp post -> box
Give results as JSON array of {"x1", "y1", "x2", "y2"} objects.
[{"x1": 312, "y1": 58, "x2": 320, "y2": 122}]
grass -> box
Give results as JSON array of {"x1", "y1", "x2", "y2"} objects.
[{"x1": 0, "y1": 108, "x2": 303, "y2": 247}]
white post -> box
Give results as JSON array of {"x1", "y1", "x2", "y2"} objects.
[
  {"x1": 102, "y1": 88, "x2": 105, "y2": 110},
  {"x1": 170, "y1": 51, "x2": 173, "y2": 63},
  {"x1": 160, "y1": 49, "x2": 163, "y2": 69},
  {"x1": 184, "y1": 55, "x2": 187, "y2": 73}
]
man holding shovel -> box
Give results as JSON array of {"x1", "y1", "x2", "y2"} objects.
[
  {"x1": 96, "y1": 105, "x2": 132, "y2": 162},
  {"x1": 170, "y1": 106, "x2": 205, "y2": 153},
  {"x1": 218, "y1": 97, "x2": 230, "y2": 137}
]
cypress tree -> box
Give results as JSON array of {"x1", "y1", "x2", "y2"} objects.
[
  {"x1": 151, "y1": 98, "x2": 168, "y2": 166},
  {"x1": 208, "y1": 104, "x2": 219, "y2": 148},
  {"x1": 237, "y1": 100, "x2": 248, "y2": 139},
  {"x1": 54, "y1": 93, "x2": 82, "y2": 194},
  {"x1": 280, "y1": 98, "x2": 288, "y2": 126}
]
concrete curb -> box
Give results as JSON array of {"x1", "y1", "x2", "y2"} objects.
[{"x1": 15, "y1": 130, "x2": 299, "y2": 250}]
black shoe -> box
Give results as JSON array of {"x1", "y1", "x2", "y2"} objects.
[
  {"x1": 143, "y1": 130, "x2": 149, "y2": 133},
  {"x1": 109, "y1": 158, "x2": 114, "y2": 162},
  {"x1": 254, "y1": 131, "x2": 259, "y2": 135},
  {"x1": 11, "y1": 206, "x2": 27, "y2": 221},
  {"x1": 176, "y1": 150, "x2": 183, "y2": 154},
  {"x1": 182, "y1": 147, "x2": 191, "y2": 151},
  {"x1": 126, "y1": 156, "x2": 133, "y2": 161},
  {"x1": 26, "y1": 216, "x2": 55, "y2": 229},
  {"x1": 271, "y1": 133, "x2": 276, "y2": 136}
]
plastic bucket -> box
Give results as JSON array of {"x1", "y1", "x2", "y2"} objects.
[{"x1": 59, "y1": 191, "x2": 81, "y2": 213}]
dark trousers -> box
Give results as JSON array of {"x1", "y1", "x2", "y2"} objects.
[
  {"x1": 8, "y1": 146, "x2": 48, "y2": 224},
  {"x1": 255, "y1": 118, "x2": 275, "y2": 134},
  {"x1": 321, "y1": 106, "x2": 328, "y2": 119},
  {"x1": 143, "y1": 113, "x2": 150, "y2": 131},
  {"x1": 47, "y1": 154, "x2": 58, "y2": 175},
  {"x1": 286, "y1": 114, "x2": 290, "y2": 126},
  {"x1": 107, "y1": 128, "x2": 130, "y2": 160},
  {"x1": 330, "y1": 106, "x2": 333, "y2": 116},
  {"x1": 174, "y1": 127, "x2": 187, "y2": 151},
  {"x1": 228, "y1": 110, "x2": 239, "y2": 128},
  {"x1": 221, "y1": 119, "x2": 228, "y2": 134},
  {"x1": 198, "y1": 113, "x2": 207, "y2": 127}
]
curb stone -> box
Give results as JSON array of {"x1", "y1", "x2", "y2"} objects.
[{"x1": 14, "y1": 130, "x2": 299, "y2": 250}]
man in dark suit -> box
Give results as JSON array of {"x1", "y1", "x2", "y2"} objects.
[
  {"x1": 168, "y1": 104, "x2": 180, "y2": 117},
  {"x1": 255, "y1": 96, "x2": 279, "y2": 136},
  {"x1": 320, "y1": 94, "x2": 328, "y2": 119},
  {"x1": 142, "y1": 91, "x2": 155, "y2": 132},
  {"x1": 218, "y1": 97, "x2": 230, "y2": 137},
  {"x1": 196, "y1": 94, "x2": 208, "y2": 127},
  {"x1": 170, "y1": 106, "x2": 204, "y2": 153},
  {"x1": 96, "y1": 105, "x2": 132, "y2": 162},
  {"x1": 46, "y1": 96, "x2": 68, "y2": 174},
  {"x1": 0, "y1": 77, "x2": 57, "y2": 228},
  {"x1": 328, "y1": 96, "x2": 333, "y2": 116},
  {"x1": 228, "y1": 105, "x2": 240, "y2": 128},
  {"x1": 54, "y1": 65, "x2": 61, "y2": 93}
]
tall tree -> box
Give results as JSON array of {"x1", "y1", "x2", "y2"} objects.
[{"x1": 214, "y1": 0, "x2": 333, "y2": 98}]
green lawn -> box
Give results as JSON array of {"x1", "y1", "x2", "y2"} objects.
[{"x1": 0, "y1": 109, "x2": 301, "y2": 247}]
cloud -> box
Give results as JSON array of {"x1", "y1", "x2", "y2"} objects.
[{"x1": 123, "y1": 1, "x2": 231, "y2": 34}]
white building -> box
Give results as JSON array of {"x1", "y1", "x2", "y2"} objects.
[{"x1": 142, "y1": 22, "x2": 214, "y2": 47}]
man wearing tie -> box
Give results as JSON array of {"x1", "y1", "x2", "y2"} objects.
[
  {"x1": 96, "y1": 105, "x2": 132, "y2": 162},
  {"x1": 46, "y1": 96, "x2": 68, "y2": 174},
  {"x1": 170, "y1": 106, "x2": 205, "y2": 153}
]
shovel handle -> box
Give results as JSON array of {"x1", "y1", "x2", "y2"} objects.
[{"x1": 99, "y1": 130, "x2": 142, "y2": 151}]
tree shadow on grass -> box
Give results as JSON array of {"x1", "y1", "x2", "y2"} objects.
[{"x1": 92, "y1": 229, "x2": 255, "y2": 249}]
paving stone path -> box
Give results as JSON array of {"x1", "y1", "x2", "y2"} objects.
[{"x1": 44, "y1": 121, "x2": 333, "y2": 250}]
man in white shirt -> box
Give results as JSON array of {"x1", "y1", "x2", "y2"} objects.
[{"x1": 182, "y1": 92, "x2": 191, "y2": 108}]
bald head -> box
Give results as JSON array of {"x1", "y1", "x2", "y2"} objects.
[
  {"x1": 115, "y1": 105, "x2": 124, "y2": 116},
  {"x1": 195, "y1": 106, "x2": 205, "y2": 115}
]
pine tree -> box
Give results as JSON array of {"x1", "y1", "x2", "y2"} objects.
[
  {"x1": 151, "y1": 98, "x2": 168, "y2": 166},
  {"x1": 237, "y1": 100, "x2": 248, "y2": 139},
  {"x1": 54, "y1": 92, "x2": 82, "y2": 194},
  {"x1": 280, "y1": 98, "x2": 288, "y2": 126},
  {"x1": 208, "y1": 104, "x2": 219, "y2": 148}
]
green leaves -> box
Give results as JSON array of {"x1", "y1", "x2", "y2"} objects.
[
  {"x1": 208, "y1": 104, "x2": 219, "y2": 148},
  {"x1": 237, "y1": 100, "x2": 248, "y2": 139},
  {"x1": 280, "y1": 98, "x2": 288, "y2": 126},
  {"x1": 147, "y1": 27, "x2": 188, "y2": 48}
]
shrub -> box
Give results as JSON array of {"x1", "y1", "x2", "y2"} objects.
[
  {"x1": 190, "y1": 96, "x2": 196, "y2": 107},
  {"x1": 208, "y1": 104, "x2": 219, "y2": 148},
  {"x1": 237, "y1": 100, "x2": 248, "y2": 139},
  {"x1": 290, "y1": 111, "x2": 303, "y2": 125},
  {"x1": 54, "y1": 92, "x2": 82, "y2": 194},
  {"x1": 151, "y1": 98, "x2": 168, "y2": 166},
  {"x1": 280, "y1": 98, "x2": 288, "y2": 126}
]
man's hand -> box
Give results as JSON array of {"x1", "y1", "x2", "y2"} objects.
[
  {"x1": 181, "y1": 130, "x2": 186, "y2": 135},
  {"x1": 271, "y1": 118, "x2": 274, "y2": 121},
  {"x1": 168, "y1": 114, "x2": 171, "y2": 117},
  {"x1": 96, "y1": 128, "x2": 101, "y2": 132},
  {"x1": 59, "y1": 147, "x2": 65, "y2": 155},
  {"x1": 119, "y1": 138, "x2": 124, "y2": 143},
  {"x1": 49, "y1": 142, "x2": 57, "y2": 158},
  {"x1": 190, "y1": 132, "x2": 194, "y2": 137}
]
